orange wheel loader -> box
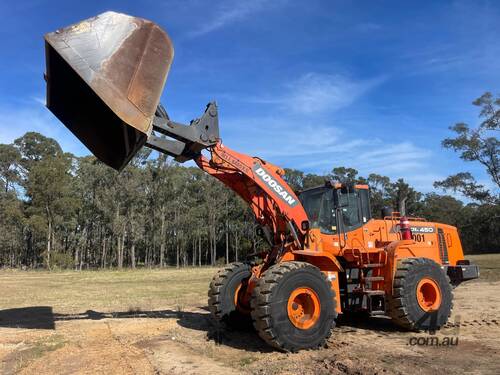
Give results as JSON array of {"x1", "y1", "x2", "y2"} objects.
[{"x1": 43, "y1": 12, "x2": 479, "y2": 352}]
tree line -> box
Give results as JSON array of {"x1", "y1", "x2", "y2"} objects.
[{"x1": 0, "y1": 93, "x2": 498, "y2": 269}]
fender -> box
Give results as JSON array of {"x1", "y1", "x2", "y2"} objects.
[
  {"x1": 287, "y1": 250, "x2": 344, "y2": 272},
  {"x1": 384, "y1": 239, "x2": 417, "y2": 294}
]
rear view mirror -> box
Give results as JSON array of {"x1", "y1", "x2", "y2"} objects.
[{"x1": 301, "y1": 220, "x2": 310, "y2": 231}]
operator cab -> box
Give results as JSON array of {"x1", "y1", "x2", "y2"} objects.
[{"x1": 298, "y1": 183, "x2": 371, "y2": 235}]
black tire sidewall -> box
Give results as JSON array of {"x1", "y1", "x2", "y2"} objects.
[
  {"x1": 268, "y1": 267, "x2": 335, "y2": 348},
  {"x1": 210, "y1": 264, "x2": 251, "y2": 321}
]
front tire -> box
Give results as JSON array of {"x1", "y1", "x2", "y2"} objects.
[
  {"x1": 251, "y1": 261, "x2": 337, "y2": 352},
  {"x1": 208, "y1": 262, "x2": 252, "y2": 328},
  {"x1": 387, "y1": 257, "x2": 453, "y2": 331}
]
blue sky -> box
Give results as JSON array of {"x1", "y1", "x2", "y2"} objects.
[{"x1": 0, "y1": 0, "x2": 499, "y2": 195}]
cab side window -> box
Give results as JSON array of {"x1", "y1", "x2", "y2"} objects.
[
  {"x1": 339, "y1": 190, "x2": 362, "y2": 231},
  {"x1": 299, "y1": 188, "x2": 337, "y2": 235},
  {"x1": 359, "y1": 188, "x2": 371, "y2": 223},
  {"x1": 319, "y1": 189, "x2": 336, "y2": 235}
]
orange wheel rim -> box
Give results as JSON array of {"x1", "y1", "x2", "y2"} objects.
[
  {"x1": 416, "y1": 278, "x2": 442, "y2": 312},
  {"x1": 234, "y1": 283, "x2": 242, "y2": 306},
  {"x1": 287, "y1": 287, "x2": 321, "y2": 329},
  {"x1": 234, "y1": 282, "x2": 250, "y2": 314}
]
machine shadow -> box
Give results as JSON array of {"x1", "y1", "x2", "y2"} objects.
[
  {"x1": 0, "y1": 306, "x2": 272, "y2": 352},
  {"x1": 336, "y1": 313, "x2": 401, "y2": 333},
  {"x1": 0, "y1": 306, "x2": 56, "y2": 329}
]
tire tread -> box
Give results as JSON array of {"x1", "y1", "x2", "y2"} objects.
[
  {"x1": 250, "y1": 261, "x2": 337, "y2": 352},
  {"x1": 387, "y1": 257, "x2": 453, "y2": 331}
]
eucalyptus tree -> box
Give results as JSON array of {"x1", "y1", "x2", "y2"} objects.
[
  {"x1": 0, "y1": 144, "x2": 21, "y2": 193},
  {"x1": 435, "y1": 92, "x2": 499, "y2": 203}
]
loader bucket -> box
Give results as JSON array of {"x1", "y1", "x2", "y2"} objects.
[{"x1": 44, "y1": 11, "x2": 174, "y2": 171}]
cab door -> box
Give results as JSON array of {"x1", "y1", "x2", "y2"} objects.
[{"x1": 335, "y1": 187, "x2": 371, "y2": 250}]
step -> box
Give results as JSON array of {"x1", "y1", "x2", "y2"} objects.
[
  {"x1": 363, "y1": 276, "x2": 385, "y2": 282},
  {"x1": 350, "y1": 289, "x2": 385, "y2": 296},
  {"x1": 370, "y1": 310, "x2": 386, "y2": 316},
  {"x1": 364, "y1": 290, "x2": 385, "y2": 296},
  {"x1": 362, "y1": 263, "x2": 384, "y2": 268}
]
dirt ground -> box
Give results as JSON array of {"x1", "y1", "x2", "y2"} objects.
[{"x1": 0, "y1": 254, "x2": 499, "y2": 375}]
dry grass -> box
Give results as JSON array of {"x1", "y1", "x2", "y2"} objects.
[
  {"x1": 467, "y1": 253, "x2": 500, "y2": 282},
  {"x1": 11, "y1": 334, "x2": 67, "y2": 373},
  {"x1": 0, "y1": 267, "x2": 218, "y2": 313}
]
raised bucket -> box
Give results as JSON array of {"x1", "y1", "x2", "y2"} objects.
[{"x1": 44, "y1": 11, "x2": 174, "y2": 170}]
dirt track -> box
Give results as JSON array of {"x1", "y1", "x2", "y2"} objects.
[{"x1": 0, "y1": 270, "x2": 499, "y2": 374}]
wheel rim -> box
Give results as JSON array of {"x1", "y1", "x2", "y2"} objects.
[
  {"x1": 234, "y1": 282, "x2": 251, "y2": 314},
  {"x1": 287, "y1": 287, "x2": 321, "y2": 329},
  {"x1": 416, "y1": 278, "x2": 442, "y2": 312}
]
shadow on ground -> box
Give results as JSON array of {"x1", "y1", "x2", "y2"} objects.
[
  {"x1": 336, "y1": 313, "x2": 401, "y2": 334},
  {"x1": 0, "y1": 306, "x2": 56, "y2": 329},
  {"x1": 0, "y1": 306, "x2": 274, "y2": 352}
]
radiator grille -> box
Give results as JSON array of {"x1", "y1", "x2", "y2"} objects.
[{"x1": 437, "y1": 228, "x2": 449, "y2": 264}]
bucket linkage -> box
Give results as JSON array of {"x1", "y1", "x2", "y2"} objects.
[{"x1": 146, "y1": 102, "x2": 219, "y2": 162}]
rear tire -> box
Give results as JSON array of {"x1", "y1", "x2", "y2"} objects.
[
  {"x1": 208, "y1": 262, "x2": 252, "y2": 328},
  {"x1": 251, "y1": 261, "x2": 337, "y2": 352},
  {"x1": 387, "y1": 257, "x2": 453, "y2": 331}
]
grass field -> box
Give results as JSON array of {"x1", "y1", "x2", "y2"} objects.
[
  {"x1": 0, "y1": 267, "x2": 217, "y2": 314},
  {"x1": 467, "y1": 253, "x2": 500, "y2": 282}
]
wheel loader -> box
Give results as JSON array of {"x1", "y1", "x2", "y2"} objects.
[{"x1": 43, "y1": 12, "x2": 479, "y2": 352}]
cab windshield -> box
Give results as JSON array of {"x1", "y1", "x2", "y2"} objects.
[{"x1": 298, "y1": 187, "x2": 336, "y2": 234}]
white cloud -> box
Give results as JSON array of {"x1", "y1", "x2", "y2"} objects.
[
  {"x1": 187, "y1": 0, "x2": 281, "y2": 37},
  {"x1": 221, "y1": 114, "x2": 438, "y2": 190},
  {"x1": 31, "y1": 96, "x2": 45, "y2": 106},
  {"x1": 286, "y1": 73, "x2": 384, "y2": 114},
  {"x1": 290, "y1": 141, "x2": 431, "y2": 178},
  {"x1": 239, "y1": 72, "x2": 385, "y2": 115},
  {"x1": 353, "y1": 142, "x2": 431, "y2": 172}
]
